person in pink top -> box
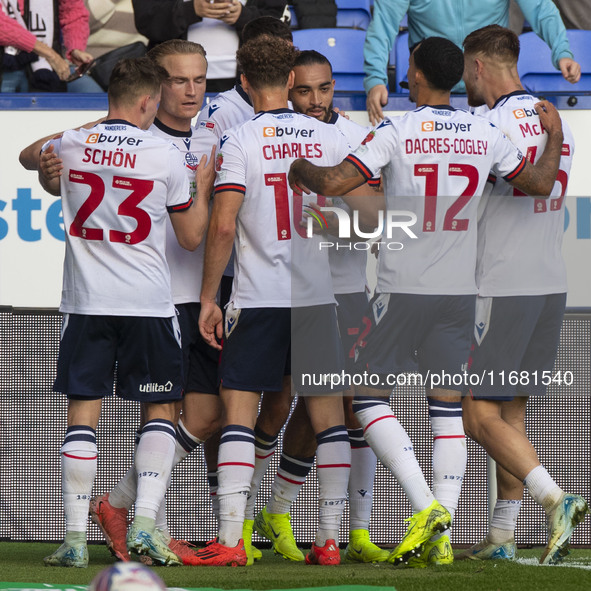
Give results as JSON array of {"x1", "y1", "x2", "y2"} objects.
[{"x1": 0, "y1": 0, "x2": 93, "y2": 91}]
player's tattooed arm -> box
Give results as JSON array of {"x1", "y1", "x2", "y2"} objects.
[
  {"x1": 38, "y1": 144, "x2": 61, "y2": 196},
  {"x1": 289, "y1": 158, "x2": 366, "y2": 197},
  {"x1": 342, "y1": 183, "x2": 385, "y2": 232},
  {"x1": 508, "y1": 100, "x2": 564, "y2": 197}
]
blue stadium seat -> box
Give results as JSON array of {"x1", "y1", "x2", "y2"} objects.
[
  {"x1": 336, "y1": 0, "x2": 371, "y2": 30},
  {"x1": 292, "y1": 28, "x2": 366, "y2": 91},
  {"x1": 394, "y1": 31, "x2": 410, "y2": 93},
  {"x1": 518, "y1": 30, "x2": 591, "y2": 93}
]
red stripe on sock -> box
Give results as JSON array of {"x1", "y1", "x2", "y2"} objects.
[
  {"x1": 364, "y1": 415, "x2": 394, "y2": 433},
  {"x1": 218, "y1": 462, "x2": 255, "y2": 468},
  {"x1": 277, "y1": 474, "x2": 305, "y2": 485},
  {"x1": 255, "y1": 451, "x2": 275, "y2": 460},
  {"x1": 433, "y1": 435, "x2": 466, "y2": 440},
  {"x1": 63, "y1": 453, "x2": 97, "y2": 460},
  {"x1": 317, "y1": 464, "x2": 351, "y2": 469}
]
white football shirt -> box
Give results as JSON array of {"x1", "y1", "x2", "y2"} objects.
[
  {"x1": 150, "y1": 118, "x2": 216, "y2": 304},
  {"x1": 347, "y1": 105, "x2": 526, "y2": 295},
  {"x1": 328, "y1": 111, "x2": 371, "y2": 295},
  {"x1": 48, "y1": 121, "x2": 191, "y2": 316},
  {"x1": 214, "y1": 108, "x2": 350, "y2": 308},
  {"x1": 196, "y1": 85, "x2": 254, "y2": 141},
  {"x1": 476, "y1": 91, "x2": 574, "y2": 296},
  {"x1": 195, "y1": 85, "x2": 259, "y2": 279}
]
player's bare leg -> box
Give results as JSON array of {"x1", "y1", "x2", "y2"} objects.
[
  {"x1": 462, "y1": 395, "x2": 534, "y2": 561},
  {"x1": 463, "y1": 395, "x2": 589, "y2": 564},
  {"x1": 492, "y1": 397, "x2": 529, "y2": 546},
  {"x1": 463, "y1": 397, "x2": 540, "y2": 482}
]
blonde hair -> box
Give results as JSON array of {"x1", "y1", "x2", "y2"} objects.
[{"x1": 147, "y1": 40, "x2": 207, "y2": 68}]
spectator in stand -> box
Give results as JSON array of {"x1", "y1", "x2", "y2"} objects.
[
  {"x1": 131, "y1": 0, "x2": 288, "y2": 93},
  {"x1": 290, "y1": 0, "x2": 336, "y2": 29},
  {"x1": 0, "y1": 0, "x2": 93, "y2": 92},
  {"x1": 85, "y1": 0, "x2": 147, "y2": 59},
  {"x1": 66, "y1": 0, "x2": 149, "y2": 92},
  {"x1": 364, "y1": 0, "x2": 582, "y2": 125},
  {"x1": 551, "y1": 0, "x2": 591, "y2": 31}
]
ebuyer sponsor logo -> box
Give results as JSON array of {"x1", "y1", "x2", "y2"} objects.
[
  {"x1": 513, "y1": 108, "x2": 537, "y2": 119},
  {"x1": 421, "y1": 121, "x2": 472, "y2": 133},
  {"x1": 262, "y1": 127, "x2": 315, "y2": 138}
]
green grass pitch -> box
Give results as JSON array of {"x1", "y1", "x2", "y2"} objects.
[{"x1": 0, "y1": 543, "x2": 590, "y2": 591}]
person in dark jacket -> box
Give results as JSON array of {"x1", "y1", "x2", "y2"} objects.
[
  {"x1": 291, "y1": 0, "x2": 336, "y2": 29},
  {"x1": 132, "y1": 0, "x2": 288, "y2": 92}
]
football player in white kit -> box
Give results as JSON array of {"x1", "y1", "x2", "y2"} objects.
[
  {"x1": 253, "y1": 49, "x2": 389, "y2": 564},
  {"x1": 87, "y1": 40, "x2": 224, "y2": 566},
  {"x1": 288, "y1": 36, "x2": 565, "y2": 566},
  {"x1": 191, "y1": 36, "x2": 354, "y2": 567},
  {"x1": 460, "y1": 25, "x2": 589, "y2": 565},
  {"x1": 194, "y1": 16, "x2": 300, "y2": 563},
  {"x1": 40, "y1": 57, "x2": 213, "y2": 567}
]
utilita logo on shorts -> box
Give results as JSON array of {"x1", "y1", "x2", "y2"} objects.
[
  {"x1": 306, "y1": 206, "x2": 419, "y2": 252},
  {"x1": 139, "y1": 381, "x2": 173, "y2": 393}
]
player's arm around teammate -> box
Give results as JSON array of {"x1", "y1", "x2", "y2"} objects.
[{"x1": 288, "y1": 99, "x2": 564, "y2": 200}]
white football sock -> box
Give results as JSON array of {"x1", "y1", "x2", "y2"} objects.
[
  {"x1": 348, "y1": 428, "x2": 376, "y2": 531},
  {"x1": 524, "y1": 465, "x2": 563, "y2": 513},
  {"x1": 266, "y1": 453, "x2": 314, "y2": 515},
  {"x1": 153, "y1": 420, "x2": 205, "y2": 535},
  {"x1": 217, "y1": 425, "x2": 255, "y2": 547},
  {"x1": 245, "y1": 426, "x2": 278, "y2": 520},
  {"x1": 353, "y1": 397, "x2": 433, "y2": 512},
  {"x1": 489, "y1": 500, "x2": 522, "y2": 543},
  {"x1": 429, "y1": 399, "x2": 466, "y2": 522},
  {"x1": 315, "y1": 426, "x2": 350, "y2": 546},
  {"x1": 108, "y1": 428, "x2": 141, "y2": 510},
  {"x1": 134, "y1": 420, "x2": 176, "y2": 520},
  {"x1": 61, "y1": 426, "x2": 98, "y2": 534}
]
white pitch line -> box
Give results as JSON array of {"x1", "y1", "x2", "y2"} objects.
[{"x1": 515, "y1": 557, "x2": 591, "y2": 570}]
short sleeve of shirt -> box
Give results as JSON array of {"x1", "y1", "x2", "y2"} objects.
[
  {"x1": 196, "y1": 102, "x2": 224, "y2": 140},
  {"x1": 332, "y1": 127, "x2": 352, "y2": 163},
  {"x1": 166, "y1": 145, "x2": 192, "y2": 213},
  {"x1": 42, "y1": 137, "x2": 62, "y2": 155},
  {"x1": 488, "y1": 123, "x2": 527, "y2": 182},
  {"x1": 214, "y1": 130, "x2": 247, "y2": 197},
  {"x1": 344, "y1": 118, "x2": 397, "y2": 180}
]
